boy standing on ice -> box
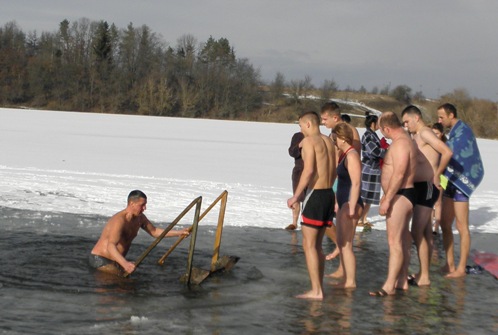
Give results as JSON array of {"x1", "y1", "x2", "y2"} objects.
[{"x1": 287, "y1": 111, "x2": 336, "y2": 300}]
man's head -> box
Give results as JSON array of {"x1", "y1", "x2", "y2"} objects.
[
  {"x1": 127, "y1": 190, "x2": 147, "y2": 215},
  {"x1": 320, "y1": 102, "x2": 341, "y2": 129},
  {"x1": 401, "y1": 105, "x2": 423, "y2": 134},
  {"x1": 437, "y1": 103, "x2": 457, "y2": 129},
  {"x1": 298, "y1": 111, "x2": 320, "y2": 136},
  {"x1": 379, "y1": 111, "x2": 403, "y2": 139}
]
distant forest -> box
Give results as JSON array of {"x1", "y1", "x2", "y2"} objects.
[{"x1": 1, "y1": 19, "x2": 496, "y2": 138}]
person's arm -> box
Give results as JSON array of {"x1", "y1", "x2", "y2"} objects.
[
  {"x1": 352, "y1": 127, "x2": 362, "y2": 153},
  {"x1": 346, "y1": 151, "x2": 362, "y2": 218},
  {"x1": 287, "y1": 138, "x2": 314, "y2": 208},
  {"x1": 364, "y1": 132, "x2": 387, "y2": 159},
  {"x1": 288, "y1": 133, "x2": 304, "y2": 159},
  {"x1": 329, "y1": 139, "x2": 337, "y2": 183},
  {"x1": 379, "y1": 137, "x2": 389, "y2": 157},
  {"x1": 420, "y1": 128, "x2": 453, "y2": 186},
  {"x1": 380, "y1": 142, "x2": 409, "y2": 215},
  {"x1": 106, "y1": 218, "x2": 136, "y2": 274},
  {"x1": 141, "y1": 215, "x2": 190, "y2": 238}
]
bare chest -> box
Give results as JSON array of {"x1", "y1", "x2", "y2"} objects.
[{"x1": 121, "y1": 219, "x2": 141, "y2": 242}]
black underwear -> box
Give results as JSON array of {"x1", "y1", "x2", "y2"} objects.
[
  {"x1": 414, "y1": 181, "x2": 440, "y2": 208},
  {"x1": 395, "y1": 187, "x2": 416, "y2": 207},
  {"x1": 88, "y1": 254, "x2": 116, "y2": 269}
]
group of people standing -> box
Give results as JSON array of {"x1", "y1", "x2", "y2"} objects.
[{"x1": 286, "y1": 102, "x2": 483, "y2": 300}]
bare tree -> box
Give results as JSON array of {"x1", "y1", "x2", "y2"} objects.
[{"x1": 320, "y1": 79, "x2": 338, "y2": 101}]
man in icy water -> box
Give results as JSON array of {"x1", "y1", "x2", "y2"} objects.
[
  {"x1": 287, "y1": 111, "x2": 336, "y2": 300},
  {"x1": 89, "y1": 190, "x2": 190, "y2": 276}
]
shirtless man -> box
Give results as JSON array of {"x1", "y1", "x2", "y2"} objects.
[
  {"x1": 321, "y1": 102, "x2": 361, "y2": 152},
  {"x1": 320, "y1": 102, "x2": 361, "y2": 271},
  {"x1": 401, "y1": 105, "x2": 452, "y2": 286},
  {"x1": 370, "y1": 112, "x2": 417, "y2": 297},
  {"x1": 287, "y1": 111, "x2": 336, "y2": 300},
  {"x1": 89, "y1": 190, "x2": 190, "y2": 276}
]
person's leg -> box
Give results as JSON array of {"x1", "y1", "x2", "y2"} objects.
[
  {"x1": 440, "y1": 196, "x2": 456, "y2": 273},
  {"x1": 410, "y1": 205, "x2": 433, "y2": 286},
  {"x1": 325, "y1": 225, "x2": 340, "y2": 260},
  {"x1": 285, "y1": 203, "x2": 300, "y2": 230},
  {"x1": 359, "y1": 203, "x2": 371, "y2": 225},
  {"x1": 446, "y1": 201, "x2": 470, "y2": 278},
  {"x1": 371, "y1": 195, "x2": 411, "y2": 295},
  {"x1": 336, "y1": 205, "x2": 357, "y2": 288},
  {"x1": 97, "y1": 263, "x2": 123, "y2": 276},
  {"x1": 423, "y1": 213, "x2": 435, "y2": 275},
  {"x1": 298, "y1": 225, "x2": 325, "y2": 299},
  {"x1": 396, "y1": 204, "x2": 413, "y2": 290},
  {"x1": 292, "y1": 203, "x2": 300, "y2": 226},
  {"x1": 316, "y1": 226, "x2": 327, "y2": 283},
  {"x1": 433, "y1": 186, "x2": 443, "y2": 234},
  {"x1": 325, "y1": 223, "x2": 344, "y2": 278}
]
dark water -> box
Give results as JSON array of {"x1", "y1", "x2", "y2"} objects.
[{"x1": 1, "y1": 207, "x2": 497, "y2": 334}]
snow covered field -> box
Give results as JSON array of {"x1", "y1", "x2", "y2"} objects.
[{"x1": 1, "y1": 108, "x2": 497, "y2": 233}]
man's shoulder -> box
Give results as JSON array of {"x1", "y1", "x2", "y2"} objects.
[
  {"x1": 450, "y1": 119, "x2": 476, "y2": 140},
  {"x1": 138, "y1": 214, "x2": 151, "y2": 228},
  {"x1": 109, "y1": 210, "x2": 125, "y2": 221},
  {"x1": 319, "y1": 133, "x2": 334, "y2": 146},
  {"x1": 418, "y1": 126, "x2": 437, "y2": 142},
  {"x1": 108, "y1": 209, "x2": 132, "y2": 226},
  {"x1": 392, "y1": 134, "x2": 414, "y2": 150},
  {"x1": 347, "y1": 123, "x2": 360, "y2": 136}
]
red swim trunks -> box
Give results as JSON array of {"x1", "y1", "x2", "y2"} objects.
[{"x1": 301, "y1": 189, "x2": 335, "y2": 228}]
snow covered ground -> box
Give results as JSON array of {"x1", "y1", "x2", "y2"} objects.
[{"x1": 1, "y1": 108, "x2": 497, "y2": 233}]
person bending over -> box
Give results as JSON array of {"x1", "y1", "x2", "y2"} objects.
[{"x1": 89, "y1": 190, "x2": 190, "y2": 276}]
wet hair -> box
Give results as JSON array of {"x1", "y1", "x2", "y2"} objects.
[
  {"x1": 431, "y1": 123, "x2": 447, "y2": 143},
  {"x1": 401, "y1": 105, "x2": 422, "y2": 117},
  {"x1": 321, "y1": 101, "x2": 340, "y2": 116},
  {"x1": 379, "y1": 111, "x2": 402, "y2": 129},
  {"x1": 128, "y1": 190, "x2": 147, "y2": 203},
  {"x1": 299, "y1": 111, "x2": 320, "y2": 126},
  {"x1": 341, "y1": 114, "x2": 352, "y2": 123},
  {"x1": 333, "y1": 123, "x2": 353, "y2": 145},
  {"x1": 437, "y1": 103, "x2": 458, "y2": 118},
  {"x1": 365, "y1": 114, "x2": 378, "y2": 128}
]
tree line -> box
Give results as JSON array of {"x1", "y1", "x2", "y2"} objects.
[
  {"x1": 0, "y1": 19, "x2": 261, "y2": 119},
  {"x1": 1, "y1": 19, "x2": 496, "y2": 138}
]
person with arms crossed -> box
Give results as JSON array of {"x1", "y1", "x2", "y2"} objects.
[
  {"x1": 437, "y1": 103, "x2": 484, "y2": 278},
  {"x1": 369, "y1": 112, "x2": 417, "y2": 297},
  {"x1": 359, "y1": 114, "x2": 388, "y2": 226},
  {"x1": 287, "y1": 111, "x2": 336, "y2": 300},
  {"x1": 401, "y1": 105, "x2": 452, "y2": 286},
  {"x1": 89, "y1": 190, "x2": 190, "y2": 276}
]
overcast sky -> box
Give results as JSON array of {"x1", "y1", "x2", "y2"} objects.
[{"x1": 2, "y1": 0, "x2": 497, "y2": 100}]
